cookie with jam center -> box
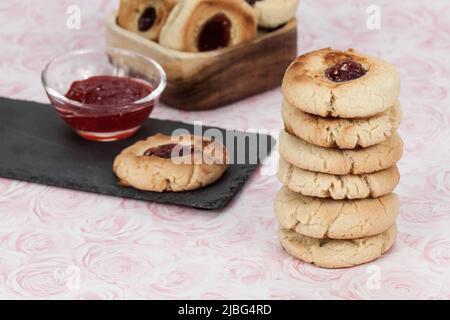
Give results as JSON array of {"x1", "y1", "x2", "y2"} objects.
[
  {"x1": 159, "y1": 0, "x2": 257, "y2": 52},
  {"x1": 117, "y1": 0, "x2": 177, "y2": 41},
  {"x1": 282, "y1": 48, "x2": 400, "y2": 118},
  {"x1": 113, "y1": 133, "x2": 228, "y2": 192}
]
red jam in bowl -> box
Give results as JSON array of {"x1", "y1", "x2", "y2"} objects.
[{"x1": 51, "y1": 76, "x2": 155, "y2": 142}]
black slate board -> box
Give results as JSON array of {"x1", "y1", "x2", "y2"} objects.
[{"x1": 0, "y1": 97, "x2": 275, "y2": 210}]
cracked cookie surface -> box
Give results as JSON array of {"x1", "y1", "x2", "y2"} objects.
[
  {"x1": 278, "y1": 224, "x2": 397, "y2": 269},
  {"x1": 278, "y1": 158, "x2": 400, "y2": 199},
  {"x1": 113, "y1": 133, "x2": 228, "y2": 192},
  {"x1": 282, "y1": 99, "x2": 402, "y2": 149},
  {"x1": 282, "y1": 48, "x2": 400, "y2": 118},
  {"x1": 275, "y1": 186, "x2": 399, "y2": 239},
  {"x1": 279, "y1": 129, "x2": 403, "y2": 175}
]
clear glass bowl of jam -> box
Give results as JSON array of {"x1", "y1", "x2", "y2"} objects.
[{"x1": 41, "y1": 48, "x2": 166, "y2": 142}]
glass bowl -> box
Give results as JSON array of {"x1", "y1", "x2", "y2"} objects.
[{"x1": 42, "y1": 48, "x2": 166, "y2": 142}]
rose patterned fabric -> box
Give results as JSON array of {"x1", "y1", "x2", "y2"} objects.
[{"x1": 0, "y1": 0, "x2": 449, "y2": 299}]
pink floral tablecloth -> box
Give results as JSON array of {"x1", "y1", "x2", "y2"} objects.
[{"x1": 0, "y1": 0, "x2": 449, "y2": 299}]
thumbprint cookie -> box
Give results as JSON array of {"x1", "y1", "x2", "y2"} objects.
[{"x1": 113, "y1": 133, "x2": 228, "y2": 192}]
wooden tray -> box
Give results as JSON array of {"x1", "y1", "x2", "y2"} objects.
[{"x1": 105, "y1": 13, "x2": 298, "y2": 110}]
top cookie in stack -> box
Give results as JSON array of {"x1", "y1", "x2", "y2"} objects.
[
  {"x1": 275, "y1": 48, "x2": 403, "y2": 269},
  {"x1": 282, "y1": 47, "x2": 400, "y2": 120}
]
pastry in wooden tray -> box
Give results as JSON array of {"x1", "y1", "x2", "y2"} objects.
[{"x1": 107, "y1": 0, "x2": 299, "y2": 110}]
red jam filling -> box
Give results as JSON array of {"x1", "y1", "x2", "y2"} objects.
[
  {"x1": 197, "y1": 13, "x2": 232, "y2": 52},
  {"x1": 143, "y1": 143, "x2": 194, "y2": 159},
  {"x1": 60, "y1": 75, "x2": 154, "y2": 133},
  {"x1": 66, "y1": 76, "x2": 152, "y2": 106},
  {"x1": 325, "y1": 60, "x2": 367, "y2": 82},
  {"x1": 138, "y1": 7, "x2": 157, "y2": 31}
]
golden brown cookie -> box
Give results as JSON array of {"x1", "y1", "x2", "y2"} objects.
[
  {"x1": 274, "y1": 186, "x2": 399, "y2": 239},
  {"x1": 282, "y1": 99, "x2": 402, "y2": 149},
  {"x1": 279, "y1": 130, "x2": 403, "y2": 175},
  {"x1": 279, "y1": 224, "x2": 397, "y2": 269},
  {"x1": 278, "y1": 158, "x2": 400, "y2": 200},
  {"x1": 282, "y1": 48, "x2": 400, "y2": 118},
  {"x1": 159, "y1": 0, "x2": 257, "y2": 52},
  {"x1": 113, "y1": 133, "x2": 228, "y2": 192},
  {"x1": 117, "y1": 0, "x2": 177, "y2": 41}
]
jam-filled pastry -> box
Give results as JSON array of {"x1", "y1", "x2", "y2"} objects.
[
  {"x1": 117, "y1": 0, "x2": 177, "y2": 41},
  {"x1": 113, "y1": 133, "x2": 228, "y2": 192},
  {"x1": 159, "y1": 0, "x2": 257, "y2": 52},
  {"x1": 282, "y1": 48, "x2": 400, "y2": 118},
  {"x1": 246, "y1": 0, "x2": 300, "y2": 29}
]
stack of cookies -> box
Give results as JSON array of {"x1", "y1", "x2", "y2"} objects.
[{"x1": 275, "y1": 48, "x2": 403, "y2": 269}]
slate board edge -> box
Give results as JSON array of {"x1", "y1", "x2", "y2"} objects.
[{"x1": 0, "y1": 97, "x2": 276, "y2": 210}]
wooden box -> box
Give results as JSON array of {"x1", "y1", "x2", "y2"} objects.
[{"x1": 105, "y1": 13, "x2": 298, "y2": 111}]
